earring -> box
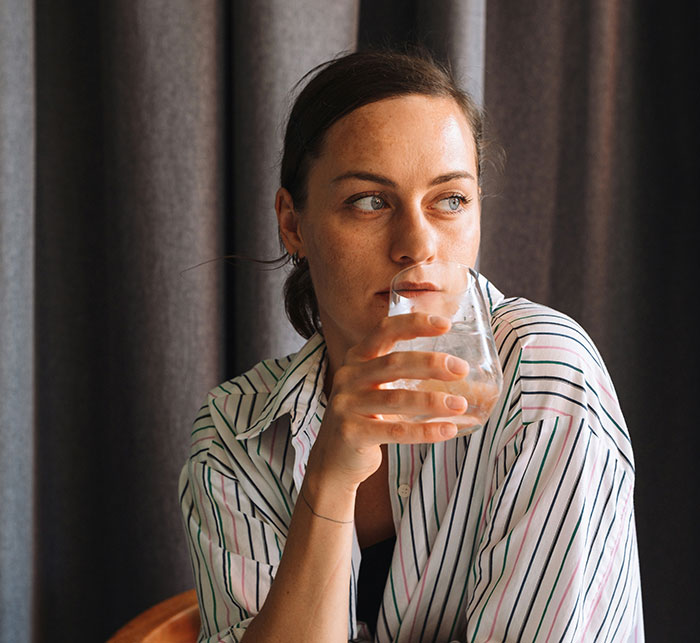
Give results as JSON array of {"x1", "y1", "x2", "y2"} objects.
[{"x1": 291, "y1": 251, "x2": 302, "y2": 267}]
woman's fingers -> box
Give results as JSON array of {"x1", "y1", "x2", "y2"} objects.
[
  {"x1": 332, "y1": 349, "x2": 468, "y2": 394},
  {"x1": 348, "y1": 312, "x2": 451, "y2": 361},
  {"x1": 370, "y1": 350, "x2": 469, "y2": 385},
  {"x1": 335, "y1": 387, "x2": 467, "y2": 417},
  {"x1": 345, "y1": 416, "x2": 459, "y2": 445}
]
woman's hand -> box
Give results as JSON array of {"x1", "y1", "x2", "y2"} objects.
[{"x1": 306, "y1": 312, "x2": 470, "y2": 494}]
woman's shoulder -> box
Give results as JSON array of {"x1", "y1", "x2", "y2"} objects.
[
  {"x1": 489, "y1": 294, "x2": 633, "y2": 467},
  {"x1": 480, "y1": 276, "x2": 603, "y2": 366},
  {"x1": 491, "y1": 295, "x2": 607, "y2": 376}
]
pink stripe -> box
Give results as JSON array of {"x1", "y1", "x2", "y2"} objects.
[
  {"x1": 478, "y1": 424, "x2": 526, "y2": 534},
  {"x1": 253, "y1": 366, "x2": 271, "y2": 393},
  {"x1": 485, "y1": 413, "x2": 574, "y2": 640},
  {"x1": 221, "y1": 473, "x2": 251, "y2": 615},
  {"x1": 543, "y1": 451, "x2": 599, "y2": 643},
  {"x1": 397, "y1": 530, "x2": 411, "y2": 602},
  {"x1": 544, "y1": 557, "x2": 583, "y2": 643},
  {"x1": 296, "y1": 438, "x2": 307, "y2": 479},
  {"x1": 499, "y1": 423, "x2": 528, "y2": 453},
  {"x1": 198, "y1": 484, "x2": 229, "y2": 625},
  {"x1": 594, "y1": 376, "x2": 616, "y2": 404},
  {"x1": 581, "y1": 481, "x2": 634, "y2": 638},
  {"x1": 218, "y1": 474, "x2": 234, "y2": 624},
  {"x1": 407, "y1": 560, "x2": 431, "y2": 641},
  {"x1": 192, "y1": 435, "x2": 213, "y2": 447}
]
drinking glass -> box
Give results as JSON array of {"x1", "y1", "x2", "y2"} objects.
[{"x1": 386, "y1": 261, "x2": 503, "y2": 436}]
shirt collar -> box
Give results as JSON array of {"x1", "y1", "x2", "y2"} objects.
[
  {"x1": 235, "y1": 332, "x2": 328, "y2": 441},
  {"x1": 478, "y1": 272, "x2": 506, "y2": 314}
]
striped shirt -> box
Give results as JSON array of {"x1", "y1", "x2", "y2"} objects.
[{"x1": 179, "y1": 276, "x2": 644, "y2": 642}]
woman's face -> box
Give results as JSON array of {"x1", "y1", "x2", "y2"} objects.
[{"x1": 277, "y1": 94, "x2": 481, "y2": 360}]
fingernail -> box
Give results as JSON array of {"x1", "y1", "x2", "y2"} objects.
[
  {"x1": 447, "y1": 356, "x2": 469, "y2": 375},
  {"x1": 429, "y1": 315, "x2": 450, "y2": 329},
  {"x1": 445, "y1": 395, "x2": 466, "y2": 410},
  {"x1": 441, "y1": 424, "x2": 457, "y2": 438}
]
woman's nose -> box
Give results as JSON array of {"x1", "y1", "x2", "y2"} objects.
[{"x1": 389, "y1": 203, "x2": 437, "y2": 265}]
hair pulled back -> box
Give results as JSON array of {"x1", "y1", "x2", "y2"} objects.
[{"x1": 281, "y1": 48, "x2": 485, "y2": 339}]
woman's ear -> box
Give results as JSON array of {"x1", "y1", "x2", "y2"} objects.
[{"x1": 275, "y1": 187, "x2": 305, "y2": 258}]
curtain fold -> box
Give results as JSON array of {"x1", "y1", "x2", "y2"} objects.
[
  {"x1": 482, "y1": 2, "x2": 698, "y2": 640},
  {"x1": 415, "y1": 0, "x2": 486, "y2": 106},
  {"x1": 228, "y1": 0, "x2": 360, "y2": 374},
  {"x1": 0, "y1": 1, "x2": 35, "y2": 641},
  {"x1": 32, "y1": 1, "x2": 226, "y2": 638}
]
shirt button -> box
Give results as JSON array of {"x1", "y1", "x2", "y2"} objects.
[{"x1": 397, "y1": 484, "x2": 411, "y2": 498}]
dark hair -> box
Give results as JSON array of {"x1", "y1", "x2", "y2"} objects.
[{"x1": 281, "y1": 48, "x2": 485, "y2": 339}]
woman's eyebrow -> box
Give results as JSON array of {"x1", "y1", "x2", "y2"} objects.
[
  {"x1": 430, "y1": 171, "x2": 475, "y2": 185},
  {"x1": 330, "y1": 171, "x2": 397, "y2": 187},
  {"x1": 330, "y1": 170, "x2": 475, "y2": 187}
]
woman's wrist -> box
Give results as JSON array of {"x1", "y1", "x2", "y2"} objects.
[{"x1": 300, "y1": 467, "x2": 358, "y2": 525}]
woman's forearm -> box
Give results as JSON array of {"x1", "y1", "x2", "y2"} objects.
[{"x1": 240, "y1": 470, "x2": 357, "y2": 643}]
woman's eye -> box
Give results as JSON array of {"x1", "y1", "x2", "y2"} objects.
[
  {"x1": 351, "y1": 195, "x2": 387, "y2": 211},
  {"x1": 436, "y1": 195, "x2": 469, "y2": 212}
]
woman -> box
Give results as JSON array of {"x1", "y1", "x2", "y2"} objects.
[{"x1": 179, "y1": 50, "x2": 643, "y2": 642}]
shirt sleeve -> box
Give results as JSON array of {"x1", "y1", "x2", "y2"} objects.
[
  {"x1": 464, "y1": 414, "x2": 643, "y2": 642},
  {"x1": 178, "y1": 406, "x2": 285, "y2": 643}
]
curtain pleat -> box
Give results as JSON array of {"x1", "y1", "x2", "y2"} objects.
[
  {"x1": 415, "y1": 0, "x2": 486, "y2": 106},
  {"x1": 32, "y1": 1, "x2": 226, "y2": 639},
  {"x1": 0, "y1": 1, "x2": 35, "y2": 641},
  {"x1": 482, "y1": 2, "x2": 698, "y2": 640},
  {"x1": 228, "y1": 0, "x2": 360, "y2": 374}
]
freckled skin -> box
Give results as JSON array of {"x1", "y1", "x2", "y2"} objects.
[{"x1": 277, "y1": 95, "x2": 481, "y2": 375}]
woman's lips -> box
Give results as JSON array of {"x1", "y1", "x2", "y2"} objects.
[{"x1": 388, "y1": 281, "x2": 442, "y2": 297}]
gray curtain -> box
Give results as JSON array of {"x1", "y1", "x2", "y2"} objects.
[
  {"x1": 0, "y1": 1, "x2": 695, "y2": 641},
  {"x1": 481, "y1": 3, "x2": 697, "y2": 640}
]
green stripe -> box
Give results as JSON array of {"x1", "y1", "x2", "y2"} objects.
[
  {"x1": 448, "y1": 534, "x2": 479, "y2": 640},
  {"x1": 469, "y1": 499, "x2": 484, "y2": 585},
  {"x1": 211, "y1": 398, "x2": 236, "y2": 435},
  {"x1": 521, "y1": 359, "x2": 584, "y2": 374},
  {"x1": 191, "y1": 423, "x2": 215, "y2": 436},
  {"x1": 274, "y1": 533, "x2": 283, "y2": 561},
  {"x1": 531, "y1": 508, "x2": 584, "y2": 642},
  {"x1": 389, "y1": 568, "x2": 401, "y2": 622},
  {"x1": 207, "y1": 466, "x2": 227, "y2": 549},
  {"x1": 469, "y1": 531, "x2": 513, "y2": 642},
  {"x1": 526, "y1": 418, "x2": 558, "y2": 510},
  {"x1": 262, "y1": 360, "x2": 280, "y2": 382},
  {"x1": 488, "y1": 349, "x2": 522, "y2": 457}
]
